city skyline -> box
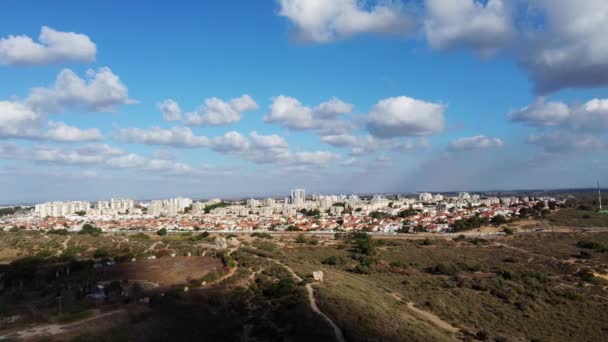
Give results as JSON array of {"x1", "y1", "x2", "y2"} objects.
[{"x1": 1, "y1": 1, "x2": 608, "y2": 203}]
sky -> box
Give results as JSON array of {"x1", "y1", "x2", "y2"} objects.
[{"x1": 0, "y1": 0, "x2": 607, "y2": 204}]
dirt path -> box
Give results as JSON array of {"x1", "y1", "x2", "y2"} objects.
[
  {"x1": 267, "y1": 258, "x2": 345, "y2": 342},
  {"x1": 406, "y1": 302, "x2": 459, "y2": 333},
  {"x1": 144, "y1": 241, "x2": 162, "y2": 253},
  {"x1": 0, "y1": 310, "x2": 123, "y2": 340},
  {"x1": 60, "y1": 236, "x2": 72, "y2": 254},
  {"x1": 305, "y1": 283, "x2": 346, "y2": 342}
]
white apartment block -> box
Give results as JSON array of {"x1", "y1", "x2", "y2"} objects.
[
  {"x1": 35, "y1": 201, "x2": 90, "y2": 218},
  {"x1": 247, "y1": 199, "x2": 260, "y2": 208},
  {"x1": 111, "y1": 198, "x2": 134, "y2": 214},
  {"x1": 291, "y1": 189, "x2": 305, "y2": 207},
  {"x1": 419, "y1": 193, "x2": 433, "y2": 202}
]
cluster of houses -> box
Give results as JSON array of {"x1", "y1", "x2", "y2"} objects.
[{"x1": 0, "y1": 191, "x2": 560, "y2": 234}]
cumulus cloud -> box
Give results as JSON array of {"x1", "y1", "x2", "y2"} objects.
[
  {"x1": 277, "y1": 0, "x2": 415, "y2": 43},
  {"x1": 0, "y1": 142, "x2": 199, "y2": 175},
  {"x1": 509, "y1": 97, "x2": 608, "y2": 132},
  {"x1": 508, "y1": 98, "x2": 570, "y2": 127},
  {"x1": 184, "y1": 94, "x2": 258, "y2": 126},
  {"x1": 26, "y1": 67, "x2": 135, "y2": 113},
  {"x1": 264, "y1": 95, "x2": 355, "y2": 136},
  {"x1": 117, "y1": 126, "x2": 210, "y2": 148},
  {"x1": 264, "y1": 95, "x2": 316, "y2": 130},
  {"x1": 390, "y1": 138, "x2": 431, "y2": 152},
  {"x1": 0, "y1": 26, "x2": 96, "y2": 66},
  {"x1": 159, "y1": 99, "x2": 181, "y2": 121},
  {"x1": 528, "y1": 131, "x2": 605, "y2": 153},
  {"x1": 0, "y1": 100, "x2": 42, "y2": 139},
  {"x1": 44, "y1": 121, "x2": 103, "y2": 142},
  {"x1": 448, "y1": 135, "x2": 504, "y2": 151},
  {"x1": 520, "y1": 0, "x2": 608, "y2": 94},
  {"x1": 424, "y1": 0, "x2": 514, "y2": 56},
  {"x1": 365, "y1": 96, "x2": 445, "y2": 138},
  {"x1": 291, "y1": 151, "x2": 340, "y2": 166}
]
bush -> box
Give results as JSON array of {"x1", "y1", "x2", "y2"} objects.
[
  {"x1": 132, "y1": 232, "x2": 149, "y2": 239},
  {"x1": 577, "y1": 240, "x2": 606, "y2": 251},
  {"x1": 157, "y1": 228, "x2": 167, "y2": 236},
  {"x1": 79, "y1": 224, "x2": 102, "y2": 236},
  {"x1": 93, "y1": 248, "x2": 110, "y2": 259},
  {"x1": 430, "y1": 262, "x2": 461, "y2": 276},
  {"x1": 322, "y1": 256, "x2": 344, "y2": 265},
  {"x1": 47, "y1": 229, "x2": 69, "y2": 235},
  {"x1": 420, "y1": 238, "x2": 432, "y2": 246},
  {"x1": 578, "y1": 250, "x2": 593, "y2": 259},
  {"x1": 295, "y1": 234, "x2": 307, "y2": 244},
  {"x1": 222, "y1": 253, "x2": 237, "y2": 268},
  {"x1": 503, "y1": 227, "x2": 514, "y2": 235},
  {"x1": 576, "y1": 268, "x2": 595, "y2": 282},
  {"x1": 351, "y1": 264, "x2": 371, "y2": 274},
  {"x1": 251, "y1": 232, "x2": 272, "y2": 239}
]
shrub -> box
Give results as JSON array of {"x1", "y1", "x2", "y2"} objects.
[
  {"x1": 157, "y1": 228, "x2": 167, "y2": 236},
  {"x1": 47, "y1": 229, "x2": 69, "y2": 235},
  {"x1": 389, "y1": 261, "x2": 407, "y2": 269},
  {"x1": 79, "y1": 224, "x2": 102, "y2": 236},
  {"x1": 420, "y1": 238, "x2": 432, "y2": 246},
  {"x1": 576, "y1": 268, "x2": 595, "y2": 282},
  {"x1": 577, "y1": 240, "x2": 606, "y2": 251},
  {"x1": 578, "y1": 250, "x2": 593, "y2": 259},
  {"x1": 295, "y1": 234, "x2": 307, "y2": 244},
  {"x1": 430, "y1": 262, "x2": 461, "y2": 276},
  {"x1": 131, "y1": 232, "x2": 149, "y2": 239},
  {"x1": 351, "y1": 264, "x2": 370, "y2": 274},
  {"x1": 503, "y1": 227, "x2": 514, "y2": 235},
  {"x1": 251, "y1": 232, "x2": 272, "y2": 239},
  {"x1": 322, "y1": 256, "x2": 344, "y2": 265},
  {"x1": 93, "y1": 249, "x2": 110, "y2": 259}
]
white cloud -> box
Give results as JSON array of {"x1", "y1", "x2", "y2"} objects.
[
  {"x1": 209, "y1": 131, "x2": 251, "y2": 152},
  {"x1": 159, "y1": 99, "x2": 181, "y2": 121},
  {"x1": 314, "y1": 98, "x2": 354, "y2": 118},
  {"x1": 264, "y1": 95, "x2": 316, "y2": 130},
  {"x1": 185, "y1": 94, "x2": 258, "y2": 126},
  {"x1": 509, "y1": 97, "x2": 608, "y2": 132},
  {"x1": 291, "y1": 151, "x2": 340, "y2": 166},
  {"x1": 448, "y1": 135, "x2": 504, "y2": 151},
  {"x1": 0, "y1": 100, "x2": 42, "y2": 139},
  {"x1": 277, "y1": 0, "x2": 415, "y2": 43},
  {"x1": 390, "y1": 138, "x2": 431, "y2": 152},
  {"x1": 424, "y1": 0, "x2": 514, "y2": 56},
  {"x1": 44, "y1": 121, "x2": 103, "y2": 142},
  {"x1": 117, "y1": 126, "x2": 210, "y2": 148},
  {"x1": 0, "y1": 26, "x2": 96, "y2": 66},
  {"x1": 508, "y1": 98, "x2": 570, "y2": 127},
  {"x1": 521, "y1": 0, "x2": 608, "y2": 93},
  {"x1": 365, "y1": 96, "x2": 445, "y2": 138},
  {"x1": 249, "y1": 131, "x2": 289, "y2": 150},
  {"x1": 26, "y1": 67, "x2": 135, "y2": 113},
  {"x1": 264, "y1": 95, "x2": 355, "y2": 135},
  {"x1": 528, "y1": 131, "x2": 605, "y2": 153}
]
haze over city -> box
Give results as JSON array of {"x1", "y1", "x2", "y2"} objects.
[{"x1": 1, "y1": 1, "x2": 607, "y2": 203}]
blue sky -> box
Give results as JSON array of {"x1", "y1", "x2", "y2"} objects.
[{"x1": 1, "y1": 0, "x2": 607, "y2": 203}]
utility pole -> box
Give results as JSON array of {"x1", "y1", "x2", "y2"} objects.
[{"x1": 599, "y1": 181, "x2": 603, "y2": 210}]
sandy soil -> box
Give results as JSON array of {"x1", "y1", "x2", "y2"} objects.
[{"x1": 99, "y1": 256, "x2": 222, "y2": 286}]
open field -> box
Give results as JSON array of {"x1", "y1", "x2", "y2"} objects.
[
  {"x1": 99, "y1": 256, "x2": 223, "y2": 287},
  {"x1": 1, "y1": 227, "x2": 608, "y2": 341}
]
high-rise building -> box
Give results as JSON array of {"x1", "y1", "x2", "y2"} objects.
[
  {"x1": 291, "y1": 189, "x2": 305, "y2": 207},
  {"x1": 111, "y1": 198, "x2": 134, "y2": 214}
]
